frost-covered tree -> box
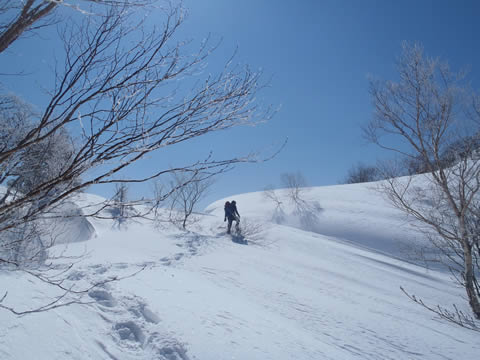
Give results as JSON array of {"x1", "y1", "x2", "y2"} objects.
[
  {"x1": 0, "y1": 95, "x2": 76, "y2": 212},
  {"x1": 0, "y1": 97, "x2": 29, "y2": 204},
  {"x1": 9, "y1": 127, "x2": 77, "y2": 196},
  {"x1": 0, "y1": 94, "x2": 79, "y2": 214},
  {"x1": 0, "y1": 1, "x2": 271, "y2": 314},
  {"x1": 0, "y1": 3, "x2": 269, "y2": 233},
  {"x1": 0, "y1": 95, "x2": 83, "y2": 268},
  {"x1": 366, "y1": 42, "x2": 480, "y2": 321}
]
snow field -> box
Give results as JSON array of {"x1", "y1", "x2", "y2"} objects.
[{"x1": 1, "y1": 181, "x2": 479, "y2": 359}]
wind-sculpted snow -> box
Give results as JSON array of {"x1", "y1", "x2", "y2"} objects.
[
  {"x1": 0, "y1": 198, "x2": 96, "y2": 267},
  {"x1": 45, "y1": 201, "x2": 96, "y2": 244},
  {"x1": 1, "y1": 187, "x2": 479, "y2": 359}
]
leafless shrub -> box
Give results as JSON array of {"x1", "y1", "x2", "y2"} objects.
[{"x1": 233, "y1": 218, "x2": 271, "y2": 246}]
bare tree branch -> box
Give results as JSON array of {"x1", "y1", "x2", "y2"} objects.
[
  {"x1": 0, "y1": 0, "x2": 155, "y2": 54},
  {"x1": 401, "y1": 286, "x2": 479, "y2": 332}
]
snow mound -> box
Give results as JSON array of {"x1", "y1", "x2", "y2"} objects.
[{"x1": 46, "y1": 201, "x2": 96, "y2": 244}]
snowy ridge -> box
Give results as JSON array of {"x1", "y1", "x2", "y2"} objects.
[{"x1": 1, "y1": 182, "x2": 479, "y2": 359}]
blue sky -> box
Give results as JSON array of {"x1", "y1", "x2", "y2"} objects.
[
  {"x1": 2, "y1": 0, "x2": 480, "y2": 209},
  {"x1": 179, "y1": 0, "x2": 480, "y2": 206}
]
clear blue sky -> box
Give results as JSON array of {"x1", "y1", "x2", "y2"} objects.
[{"x1": 2, "y1": 0, "x2": 480, "y2": 209}]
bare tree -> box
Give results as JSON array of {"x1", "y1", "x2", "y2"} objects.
[
  {"x1": 278, "y1": 172, "x2": 321, "y2": 230},
  {"x1": 280, "y1": 171, "x2": 307, "y2": 206},
  {"x1": 262, "y1": 184, "x2": 285, "y2": 224},
  {"x1": 0, "y1": 4, "x2": 269, "y2": 234},
  {"x1": 263, "y1": 185, "x2": 283, "y2": 208},
  {"x1": 167, "y1": 171, "x2": 214, "y2": 229},
  {"x1": 366, "y1": 42, "x2": 480, "y2": 320},
  {"x1": 0, "y1": 2, "x2": 271, "y2": 313},
  {"x1": 109, "y1": 183, "x2": 137, "y2": 229},
  {"x1": 343, "y1": 162, "x2": 380, "y2": 184}
]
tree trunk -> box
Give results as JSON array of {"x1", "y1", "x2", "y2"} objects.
[
  {"x1": 463, "y1": 241, "x2": 480, "y2": 319},
  {"x1": 0, "y1": 2, "x2": 57, "y2": 54}
]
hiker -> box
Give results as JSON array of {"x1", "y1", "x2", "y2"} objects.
[{"x1": 224, "y1": 200, "x2": 240, "y2": 234}]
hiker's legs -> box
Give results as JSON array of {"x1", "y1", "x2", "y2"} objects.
[{"x1": 227, "y1": 218, "x2": 233, "y2": 234}]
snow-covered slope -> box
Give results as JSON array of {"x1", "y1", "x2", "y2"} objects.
[
  {"x1": 1, "y1": 182, "x2": 478, "y2": 359},
  {"x1": 208, "y1": 182, "x2": 422, "y2": 259}
]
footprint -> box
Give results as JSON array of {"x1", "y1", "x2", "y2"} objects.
[
  {"x1": 127, "y1": 299, "x2": 161, "y2": 324},
  {"x1": 88, "y1": 289, "x2": 117, "y2": 308},
  {"x1": 67, "y1": 271, "x2": 85, "y2": 281},
  {"x1": 115, "y1": 321, "x2": 145, "y2": 345},
  {"x1": 145, "y1": 334, "x2": 190, "y2": 360},
  {"x1": 114, "y1": 263, "x2": 129, "y2": 269},
  {"x1": 90, "y1": 264, "x2": 109, "y2": 274},
  {"x1": 141, "y1": 306, "x2": 161, "y2": 324},
  {"x1": 160, "y1": 257, "x2": 172, "y2": 266}
]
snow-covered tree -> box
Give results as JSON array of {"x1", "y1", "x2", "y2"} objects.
[
  {"x1": 0, "y1": 2, "x2": 268, "y2": 233},
  {"x1": 0, "y1": 1, "x2": 271, "y2": 314},
  {"x1": 0, "y1": 94, "x2": 79, "y2": 213},
  {"x1": 366, "y1": 42, "x2": 480, "y2": 320},
  {"x1": 9, "y1": 127, "x2": 77, "y2": 196}
]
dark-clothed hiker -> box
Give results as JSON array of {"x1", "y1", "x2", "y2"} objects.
[{"x1": 224, "y1": 200, "x2": 240, "y2": 234}]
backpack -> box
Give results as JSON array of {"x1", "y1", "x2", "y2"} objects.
[{"x1": 224, "y1": 201, "x2": 232, "y2": 215}]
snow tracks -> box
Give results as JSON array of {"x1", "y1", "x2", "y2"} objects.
[
  {"x1": 80, "y1": 231, "x2": 215, "y2": 359},
  {"x1": 72, "y1": 262, "x2": 191, "y2": 360}
]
